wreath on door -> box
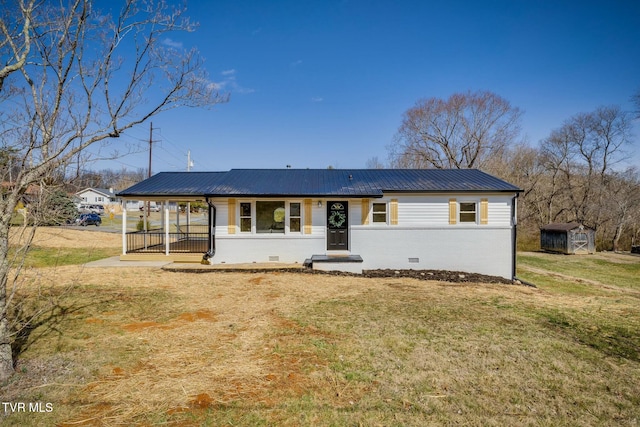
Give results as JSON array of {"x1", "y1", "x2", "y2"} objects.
[{"x1": 329, "y1": 211, "x2": 346, "y2": 228}]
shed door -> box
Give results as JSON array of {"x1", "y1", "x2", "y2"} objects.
[
  {"x1": 327, "y1": 201, "x2": 348, "y2": 250},
  {"x1": 573, "y1": 232, "x2": 589, "y2": 254}
]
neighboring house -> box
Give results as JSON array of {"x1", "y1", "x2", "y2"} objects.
[
  {"x1": 75, "y1": 187, "x2": 122, "y2": 213},
  {"x1": 76, "y1": 187, "x2": 117, "y2": 204},
  {"x1": 117, "y1": 169, "x2": 523, "y2": 279}
]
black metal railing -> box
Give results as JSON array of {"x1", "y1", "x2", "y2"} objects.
[{"x1": 126, "y1": 225, "x2": 209, "y2": 254}]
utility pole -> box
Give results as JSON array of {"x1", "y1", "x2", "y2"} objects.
[
  {"x1": 148, "y1": 121, "x2": 154, "y2": 178},
  {"x1": 144, "y1": 122, "x2": 157, "y2": 230},
  {"x1": 187, "y1": 150, "x2": 193, "y2": 172},
  {"x1": 186, "y1": 149, "x2": 193, "y2": 232}
]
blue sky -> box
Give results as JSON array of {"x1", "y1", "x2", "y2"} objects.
[{"x1": 110, "y1": 0, "x2": 640, "y2": 173}]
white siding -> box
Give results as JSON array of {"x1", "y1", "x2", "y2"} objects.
[
  {"x1": 208, "y1": 198, "x2": 325, "y2": 264},
  {"x1": 214, "y1": 199, "x2": 230, "y2": 236},
  {"x1": 350, "y1": 226, "x2": 513, "y2": 279},
  {"x1": 396, "y1": 196, "x2": 450, "y2": 225},
  {"x1": 77, "y1": 189, "x2": 108, "y2": 203},
  {"x1": 311, "y1": 202, "x2": 325, "y2": 234},
  {"x1": 392, "y1": 194, "x2": 513, "y2": 227},
  {"x1": 487, "y1": 198, "x2": 512, "y2": 225},
  {"x1": 206, "y1": 194, "x2": 516, "y2": 278}
]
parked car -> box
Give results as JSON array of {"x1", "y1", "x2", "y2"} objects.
[
  {"x1": 139, "y1": 204, "x2": 161, "y2": 212},
  {"x1": 76, "y1": 213, "x2": 102, "y2": 226},
  {"x1": 78, "y1": 204, "x2": 105, "y2": 215}
]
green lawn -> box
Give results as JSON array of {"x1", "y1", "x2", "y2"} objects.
[
  {"x1": 9, "y1": 246, "x2": 120, "y2": 268},
  {"x1": 517, "y1": 252, "x2": 640, "y2": 293}
]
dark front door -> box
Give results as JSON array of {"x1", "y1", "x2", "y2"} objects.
[{"x1": 327, "y1": 201, "x2": 348, "y2": 250}]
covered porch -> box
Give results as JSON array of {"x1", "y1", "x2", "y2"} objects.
[{"x1": 120, "y1": 199, "x2": 212, "y2": 263}]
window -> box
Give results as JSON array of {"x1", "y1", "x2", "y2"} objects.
[
  {"x1": 240, "y1": 202, "x2": 251, "y2": 232},
  {"x1": 238, "y1": 201, "x2": 305, "y2": 234},
  {"x1": 256, "y1": 201, "x2": 285, "y2": 233},
  {"x1": 290, "y1": 202, "x2": 301, "y2": 232},
  {"x1": 459, "y1": 202, "x2": 477, "y2": 223},
  {"x1": 372, "y1": 202, "x2": 387, "y2": 223}
]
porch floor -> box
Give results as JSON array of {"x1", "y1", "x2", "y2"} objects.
[
  {"x1": 93, "y1": 256, "x2": 306, "y2": 271},
  {"x1": 126, "y1": 239, "x2": 208, "y2": 254}
]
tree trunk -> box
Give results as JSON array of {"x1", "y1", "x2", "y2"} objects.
[
  {"x1": 0, "y1": 317, "x2": 13, "y2": 382},
  {"x1": 612, "y1": 223, "x2": 624, "y2": 252},
  {"x1": 0, "y1": 222, "x2": 14, "y2": 382}
]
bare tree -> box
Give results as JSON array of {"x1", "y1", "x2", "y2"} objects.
[
  {"x1": 632, "y1": 89, "x2": 640, "y2": 119},
  {"x1": 606, "y1": 168, "x2": 640, "y2": 251},
  {"x1": 0, "y1": 0, "x2": 227, "y2": 381},
  {"x1": 540, "y1": 106, "x2": 633, "y2": 231},
  {"x1": 365, "y1": 156, "x2": 385, "y2": 169},
  {"x1": 389, "y1": 90, "x2": 522, "y2": 169}
]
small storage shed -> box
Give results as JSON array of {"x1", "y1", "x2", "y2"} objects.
[{"x1": 540, "y1": 222, "x2": 596, "y2": 255}]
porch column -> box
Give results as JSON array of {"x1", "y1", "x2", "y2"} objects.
[
  {"x1": 176, "y1": 202, "x2": 180, "y2": 235},
  {"x1": 161, "y1": 201, "x2": 167, "y2": 230},
  {"x1": 187, "y1": 202, "x2": 191, "y2": 233},
  {"x1": 122, "y1": 204, "x2": 127, "y2": 255},
  {"x1": 165, "y1": 203, "x2": 170, "y2": 256}
]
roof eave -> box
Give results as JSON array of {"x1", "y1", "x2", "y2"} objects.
[
  {"x1": 204, "y1": 193, "x2": 384, "y2": 199},
  {"x1": 117, "y1": 193, "x2": 206, "y2": 199},
  {"x1": 379, "y1": 189, "x2": 523, "y2": 194}
]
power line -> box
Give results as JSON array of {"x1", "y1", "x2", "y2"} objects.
[{"x1": 155, "y1": 130, "x2": 219, "y2": 171}]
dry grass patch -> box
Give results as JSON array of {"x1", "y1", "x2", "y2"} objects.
[
  {"x1": 9, "y1": 227, "x2": 121, "y2": 249},
  {"x1": 8, "y1": 227, "x2": 121, "y2": 268},
  {"x1": 1, "y1": 242, "x2": 639, "y2": 425},
  {"x1": 1, "y1": 268, "x2": 638, "y2": 426}
]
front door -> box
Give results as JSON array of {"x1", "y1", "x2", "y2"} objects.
[{"x1": 327, "y1": 201, "x2": 348, "y2": 250}]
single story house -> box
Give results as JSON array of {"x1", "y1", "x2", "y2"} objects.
[
  {"x1": 117, "y1": 169, "x2": 522, "y2": 279},
  {"x1": 76, "y1": 187, "x2": 118, "y2": 204}
]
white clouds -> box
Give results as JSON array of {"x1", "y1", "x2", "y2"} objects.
[
  {"x1": 290, "y1": 59, "x2": 303, "y2": 67},
  {"x1": 311, "y1": 97, "x2": 324, "y2": 103},
  {"x1": 213, "y1": 69, "x2": 254, "y2": 95},
  {"x1": 162, "y1": 38, "x2": 184, "y2": 49}
]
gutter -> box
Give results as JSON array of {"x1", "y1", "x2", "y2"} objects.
[
  {"x1": 512, "y1": 193, "x2": 518, "y2": 281},
  {"x1": 202, "y1": 198, "x2": 216, "y2": 264},
  {"x1": 509, "y1": 192, "x2": 535, "y2": 287}
]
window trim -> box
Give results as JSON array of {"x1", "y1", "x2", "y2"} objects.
[
  {"x1": 239, "y1": 201, "x2": 252, "y2": 233},
  {"x1": 236, "y1": 200, "x2": 305, "y2": 235},
  {"x1": 371, "y1": 202, "x2": 388, "y2": 224},
  {"x1": 288, "y1": 201, "x2": 302, "y2": 233},
  {"x1": 459, "y1": 201, "x2": 477, "y2": 224}
]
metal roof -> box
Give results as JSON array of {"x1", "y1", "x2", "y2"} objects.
[
  {"x1": 76, "y1": 187, "x2": 116, "y2": 197},
  {"x1": 117, "y1": 169, "x2": 522, "y2": 198},
  {"x1": 541, "y1": 222, "x2": 594, "y2": 232},
  {"x1": 116, "y1": 172, "x2": 227, "y2": 198}
]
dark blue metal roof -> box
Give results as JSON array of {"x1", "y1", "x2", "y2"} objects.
[
  {"x1": 117, "y1": 169, "x2": 522, "y2": 198},
  {"x1": 116, "y1": 172, "x2": 227, "y2": 198}
]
